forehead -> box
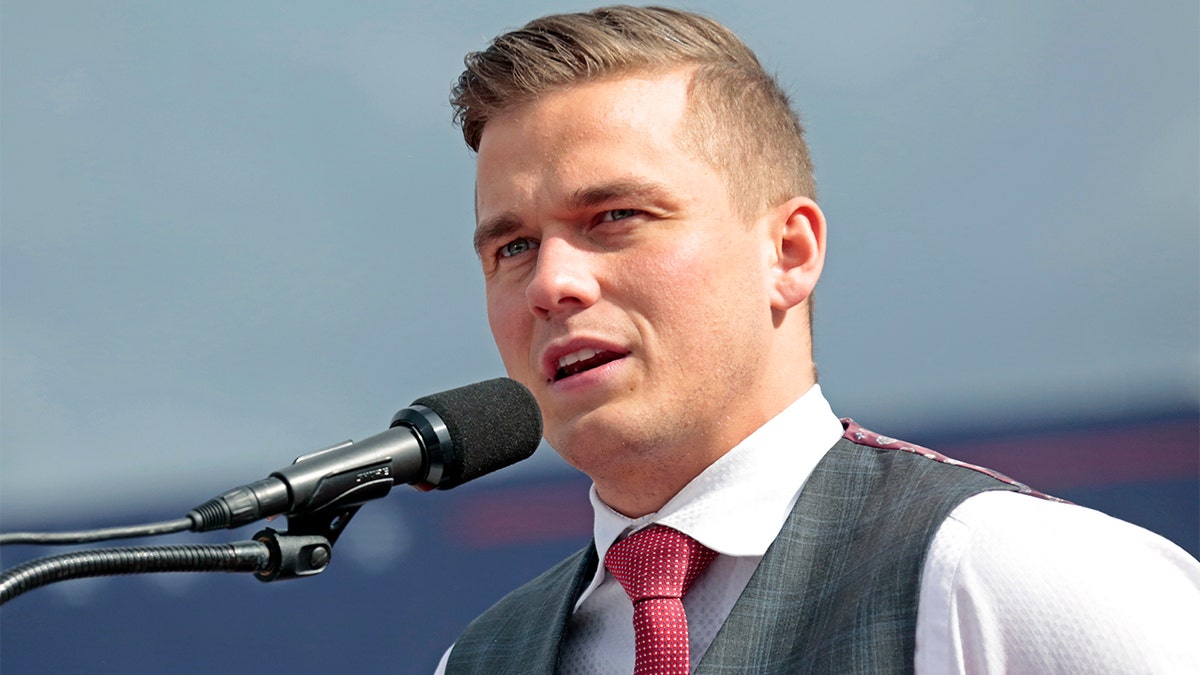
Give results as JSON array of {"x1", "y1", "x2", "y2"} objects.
[{"x1": 473, "y1": 69, "x2": 701, "y2": 212}]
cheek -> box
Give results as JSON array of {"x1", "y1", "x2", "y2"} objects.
[
  {"x1": 485, "y1": 286, "x2": 529, "y2": 363},
  {"x1": 641, "y1": 235, "x2": 760, "y2": 315}
]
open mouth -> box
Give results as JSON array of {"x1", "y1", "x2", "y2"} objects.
[{"x1": 554, "y1": 348, "x2": 624, "y2": 381}]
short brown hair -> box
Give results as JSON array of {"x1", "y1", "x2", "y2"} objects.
[{"x1": 450, "y1": 5, "x2": 816, "y2": 217}]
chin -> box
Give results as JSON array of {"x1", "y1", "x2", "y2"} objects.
[
  {"x1": 545, "y1": 414, "x2": 616, "y2": 457},
  {"x1": 549, "y1": 409, "x2": 657, "y2": 463}
]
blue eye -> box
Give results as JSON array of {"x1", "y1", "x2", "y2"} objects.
[
  {"x1": 602, "y1": 209, "x2": 640, "y2": 222},
  {"x1": 499, "y1": 238, "x2": 538, "y2": 258}
]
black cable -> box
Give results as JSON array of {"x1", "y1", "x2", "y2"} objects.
[
  {"x1": 0, "y1": 517, "x2": 196, "y2": 546},
  {"x1": 0, "y1": 541, "x2": 272, "y2": 605}
]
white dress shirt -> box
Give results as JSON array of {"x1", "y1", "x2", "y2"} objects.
[{"x1": 438, "y1": 386, "x2": 1200, "y2": 673}]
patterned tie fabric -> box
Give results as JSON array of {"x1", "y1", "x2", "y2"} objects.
[{"x1": 604, "y1": 525, "x2": 718, "y2": 675}]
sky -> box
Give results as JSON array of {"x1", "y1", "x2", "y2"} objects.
[{"x1": 2, "y1": 0, "x2": 1197, "y2": 519}]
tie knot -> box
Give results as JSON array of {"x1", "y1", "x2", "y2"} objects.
[{"x1": 604, "y1": 525, "x2": 717, "y2": 603}]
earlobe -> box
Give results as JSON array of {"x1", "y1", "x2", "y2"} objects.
[{"x1": 768, "y1": 197, "x2": 826, "y2": 311}]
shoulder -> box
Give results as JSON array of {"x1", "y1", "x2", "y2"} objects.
[{"x1": 917, "y1": 491, "x2": 1200, "y2": 674}]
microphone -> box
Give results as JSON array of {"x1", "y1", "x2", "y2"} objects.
[{"x1": 187, "y1": 378, "x2": 542, "y2": 532}]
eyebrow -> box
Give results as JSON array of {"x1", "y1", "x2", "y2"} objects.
[
  {"x1": 474, "y1": 213, "x2": 522, "y2": 257},
  {"x1": 567, "y1": 179, "x2": 673, "y2": 211},
  {"x1": 473, "y1": 179, "x2": 674, "y2": 256}
]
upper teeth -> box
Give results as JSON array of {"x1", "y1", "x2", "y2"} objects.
[{"x1": 558, "y1": 348, "x2": 602, "y2": 369}]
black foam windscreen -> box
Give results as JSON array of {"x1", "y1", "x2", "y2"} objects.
[{"x1": 411, "y1": 377, "x2": 543, "y2": 489}]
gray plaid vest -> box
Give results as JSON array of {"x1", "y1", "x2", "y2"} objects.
[{"x1": 446, "y1": 422, "x2": 1042, "y2": 674}]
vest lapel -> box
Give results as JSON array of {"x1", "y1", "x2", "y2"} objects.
[
  {"x1": 697, "y1": 436, "x2": 1017, "y2": 674},
  {"x1": 694, "y1": 440, "x2": 841, "y2": 674}
]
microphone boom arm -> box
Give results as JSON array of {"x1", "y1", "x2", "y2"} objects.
[{"x1": 1, "y1": 506, "x2": 367, "y2": 604}]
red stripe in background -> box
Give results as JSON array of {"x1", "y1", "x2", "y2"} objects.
[
  {"x1": 445, "y1": 417, "x2": 1198, "y2": 548},
  {"x1": 444, "y1": 482, "x2": 593, "y2": 549},
  {"x1": 937, "y1": 418, "x2": 1198, "y2": 492}
]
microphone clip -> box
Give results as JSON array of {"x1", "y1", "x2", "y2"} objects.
[{"x1": 251, "y1": 504, "x2": 361, "y2": 582}]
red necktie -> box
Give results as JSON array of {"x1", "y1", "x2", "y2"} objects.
[{"x1": 604, "y1": 525, "x2": 718, "y2": 675}]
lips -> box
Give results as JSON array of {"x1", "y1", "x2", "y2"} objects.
[
  {"x1": 555, "y1": 348, "x2": 623, "y2": 380},
  {"x1": 543, "y1": 342, "x2": 628, "y2": 382}
]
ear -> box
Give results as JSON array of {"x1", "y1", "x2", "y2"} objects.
[{"x1": 766, "y1": 196, "x2": 826, "y2": 311}]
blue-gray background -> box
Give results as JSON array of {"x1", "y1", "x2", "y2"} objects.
[{"x1": 1, "y1": 1, "x2": 1197, "y2": 672}]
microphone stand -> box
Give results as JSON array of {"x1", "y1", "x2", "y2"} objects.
[
  {"x1": 0, "y1": 504, "x2": 362, "y2": 605},
  {"x1": 2, "y1": 376, "x2": 544, "y2": 605}
]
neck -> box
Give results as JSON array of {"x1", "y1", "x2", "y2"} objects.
[
  {"x1": 592, "y1": 456, "x2": 711, "y2": 518},
  {"x1": 591, "y1": 380, "x2": 816, "y2": 518},
  {"x1": 575, "y1": 326, "x2": 817, "y2": 517}
]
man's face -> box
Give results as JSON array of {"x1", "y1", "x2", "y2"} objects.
[{"x1": 474, "y1": 69, "x2": 784, "y2": 480}]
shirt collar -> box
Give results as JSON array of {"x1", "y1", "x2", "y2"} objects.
[{"x1": 582, "y1": 384, "x2": 844, "y2": 602}]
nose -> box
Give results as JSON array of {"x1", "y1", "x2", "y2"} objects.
[{"x1": 525, "y1": 236, "x2": 600, "y2": 319}]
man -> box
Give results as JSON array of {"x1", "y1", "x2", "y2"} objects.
[{"x1": 437, "y1": 6, "x2": 1199, "y2": 673}]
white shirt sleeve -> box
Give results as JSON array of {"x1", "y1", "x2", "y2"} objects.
[
  {"x1": 432, "y1": 643, "x2": 452, "y2": 675},
  {"x1": 916, "y1": 490, "x2": 1200, "y2": 674}
]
